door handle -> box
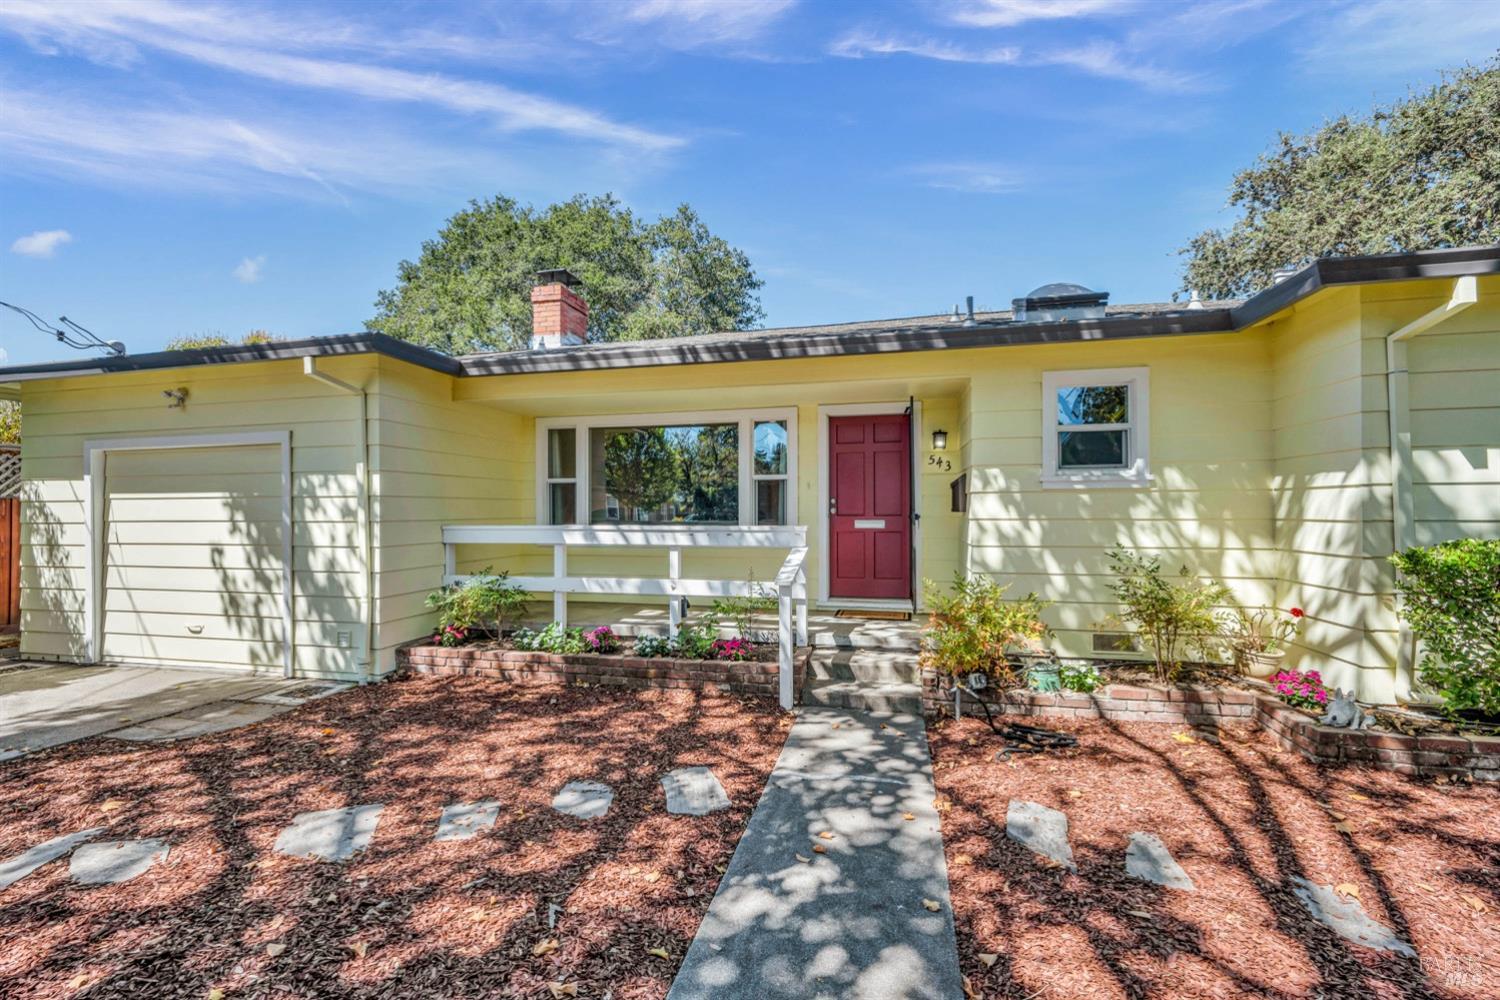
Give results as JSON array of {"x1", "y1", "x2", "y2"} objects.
[{"x1": 828, "y1": 497, "x2": 837, "y2": 514}]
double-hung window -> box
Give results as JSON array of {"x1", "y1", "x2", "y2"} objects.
[
  {"x1": 1041, "y1": 367, "x2": 1150, "y2": 485},
  {"x1": 539, "y1": 410, "x2": 797, "y2": 526}
]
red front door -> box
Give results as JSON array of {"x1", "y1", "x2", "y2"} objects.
[{"x1": 829, "y1": 414, "x2": 911, "y2": 601}]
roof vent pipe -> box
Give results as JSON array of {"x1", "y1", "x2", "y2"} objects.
[
  {"x1": 1186, "y1": 289, "x2": 1204, "y2": 310},
  {"x1": 963, "y1": 295, "x2": 976, "y2": 327}
]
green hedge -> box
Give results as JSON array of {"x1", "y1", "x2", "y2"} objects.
[{"x1": 1391, "y1": 539, "x2": 1500, "y2": 714}]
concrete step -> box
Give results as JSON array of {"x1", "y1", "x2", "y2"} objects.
[
  {"x1": 801, "y1": 679, "x2": 923, "y2": 715},
  {"x1": 808, "y1": 629, "x2": 922, "y2": 652},
  {"x1": 806, "y1": 649, "x2": 922, "y2": 684}
]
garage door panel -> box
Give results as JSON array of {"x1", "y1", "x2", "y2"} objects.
[
  {"x1": 103, "y1": 610, "x2": 287, "y2": 643},
  {"x1": 103, "y1": 633, "x2": 284, "y2": 668},
  {"x1": 105, "y1": 565, "x2": 284, "y2": 595},
  {"x1": 104, "y1": 588, "x2": 357, "y2": 622},
  {"x1": 102, "y1": 444, "x2": 286, "y2": 673},
  {"x1": 105, "y1": 495, "x2": 285, "y2": 523}
]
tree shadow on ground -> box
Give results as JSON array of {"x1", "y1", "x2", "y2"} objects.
[
  {"x1": 0, "y1": 677, "x2": 787, "y2": 999},
  {"x1": 930, "y1": 712, "x2": 1497, "y2": 1000}
]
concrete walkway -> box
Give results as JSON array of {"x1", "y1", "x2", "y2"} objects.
[
  {"x1": 0, "y1": 663, "x2": 340, "y2": 760},
  {"x1": 669, "y1": 706, "x2": 961, "y2": 1000}
]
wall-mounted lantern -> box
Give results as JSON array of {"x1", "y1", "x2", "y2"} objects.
[{"x1": 931, "y1": 428, "x2": 948, "y2": 451}]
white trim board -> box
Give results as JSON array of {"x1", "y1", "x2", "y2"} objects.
[
  {"x1": 82, "y1": 430, "x2": 294, "y2": 676},
  {"x1": 535, "y1": 406, "x2": 798, "y2": 528},
  {"x1": 1040, "y1": 366, "x2": 1151, "y2": 487},
  {"x1": 816, "y1": 401, "x2": 922, "y2": 608}
]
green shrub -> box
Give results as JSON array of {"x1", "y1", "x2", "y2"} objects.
[
  {"x1": 1392, "y1": 539, "x2": 1500, "y2": 714},
  {"x1": 712, "y1": 590, "x2": 776, "y2": 641},
  {"x1": 633, "y1": 634, "x2": 675, "y2": 658},
  {"x1": 674, "y1": 616, "x2": 721, "y2": 660},
  {"x1": 511, "y1": 621, "x2": 588, "y2": 654},
  {"x1": 921, "y1": 574, "x2": 1051, "y2": 687},
  {"x1": 1104, "y1": 549, "x2": 1230, "y2": 682},
  {"x1": 1060, "y1": 663, "x2": 1104, "y2": 693},
  {"x1": 424, "y1": 569, "x2": 529, "y2": 641}
]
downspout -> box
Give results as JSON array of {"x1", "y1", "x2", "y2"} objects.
[
  {"x1": 303, "y1": 357, "x2": 374, "y2": 684},
  {"x1": 1386, "y1": 275, "x2": 1477, "y2": 704}
]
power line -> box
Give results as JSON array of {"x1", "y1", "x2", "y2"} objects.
[{"x1": 0, "y1": 301, "x2": 125, "y2": 355}]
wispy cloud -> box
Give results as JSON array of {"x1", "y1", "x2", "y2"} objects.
[
  {"x1": 0, "y1": 0, "x2": 682, "y2": 152},
  {"x1": 0, "y1": 85, "x2": 536, "y2": 199},
  {"x1": 829, "y1": 29, "x2": 1196, "y2": 92},
  {"x1": 1297, "y1": 0, "x2": 1500, "y2": 76},
  {"x1": 233, "y1": 255, "x2": 265, "y2": 283},
  {"x1": 829, "y1": 29, "x2": 1019, "y2": 64},
  {"x1": 942, "y1": 0, "x2": 1135, "y2": 28},
  {"x1": 620, "y1": 0, "x2": 798, "y2": 47},
  {"x1": 10, "y1": 228, "x2": 73, "y2": 257},
  {"x1": 908, "y1": 162, "x2": 1024, "y2": 194}
]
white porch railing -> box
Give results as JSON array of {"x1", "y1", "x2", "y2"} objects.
[{"x1": 441, "y1": 524, "x2": 809, "y2": 708}]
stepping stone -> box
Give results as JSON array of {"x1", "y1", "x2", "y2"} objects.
[
  {"x1": 435, "y1": 800, "x2": 501, "y2": 841},
  {"x1": 69, "y1": 839, "x2": 169, "y2": 885},
  {"x1": 1, "y1": 827, "x2": 106, "y2": 891},
  {"x1": 274, "y1": 804, "x2": 383, "y2": 861},
  {"x1": 1291, "y1": 877, "x2": 1416, "y2": 957},
  {"x1": 661, "y1": 766, "x2": 730, "y2": 816},
  {"x1": 1005, "y1": 800, "x2": 1075, "y2": 872},
  {"x1": 552, "y1": 781, "x2": 614, "y2": 820},
  {"x1": 1125, "y1": 832, "x2": 1195, "y2": 891}
]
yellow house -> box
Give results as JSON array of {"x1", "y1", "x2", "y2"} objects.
[{"x1": 2, "y1": 246, "x2": 1497, "y2": 708}]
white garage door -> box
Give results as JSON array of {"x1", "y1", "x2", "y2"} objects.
[{"x1": 101, "y1": 444, "x2": 287, "y2": 673}]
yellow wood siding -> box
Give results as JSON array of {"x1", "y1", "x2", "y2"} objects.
[
  {"x1": 961, "y1": 333, "x2": 1276, "y2": 659},
  {"x1": 18, "y1": 358, "x2": 371, "y2": 678},
  {"x1": 368, "y1": 359, "x2": 531, "y2": 671}
]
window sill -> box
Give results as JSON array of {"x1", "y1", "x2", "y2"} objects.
[{"x1": 1040, "y1": 473, "x2": 1154, "y2": 490}]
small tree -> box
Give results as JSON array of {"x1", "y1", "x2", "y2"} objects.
[
  {"x1": 1105, "y1": 549, "x2": 1230, "y2": 681},
  {"x1": 1392, "y1": 539, "x2": 1500, "y2": 715},
  {"x1": 922, "y1": 575, "x2": 1051, "y2": 688},
  {"x1": 425, "y1": 570, "x2": 530, "y2": 642}
]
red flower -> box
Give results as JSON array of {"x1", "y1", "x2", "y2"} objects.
[{"x1": 1289, "y1": 607, "x2": 1304, "y2": 618}]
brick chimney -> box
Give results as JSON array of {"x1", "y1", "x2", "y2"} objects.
[{"x1": 530, "y1": 268, "x2": 588, "y2": 349}]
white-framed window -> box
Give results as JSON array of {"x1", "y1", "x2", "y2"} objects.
[
  {"x1": 536, "y1": 408, "x2": 798, "y2": 526},
  {"x1": 1041, "y1": 367, "x2": 1150, "y2": 486}
]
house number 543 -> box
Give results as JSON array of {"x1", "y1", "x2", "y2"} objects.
[{"x1": 927, "y1": 454, "x2": 951, "y2": 472}]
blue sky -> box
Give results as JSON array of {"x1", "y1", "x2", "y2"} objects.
[{"x1": 2, "y1": 0, "x2": 1498, "y2": 366}]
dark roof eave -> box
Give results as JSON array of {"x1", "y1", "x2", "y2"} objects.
[
  {"x1": 1230, "y1": 244, "x2": 1500, "y2": 328},
  {"x1": 459, "y1": 308, "x2": 1238, "y2": 375},
  {"x1": 1, "y1": 244, "x2": 1495, "y2": 385},
  {"x1": 0, "y1": 332, "x2": 460, "y2": 384}
]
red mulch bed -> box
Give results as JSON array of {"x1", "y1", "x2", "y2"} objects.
[
  {"x1": 930, "y1": 715, "x2": 1499, "y2": 1000},
  {"x1": 0, "y1": 677, "x2": 788, "y2": 999}
]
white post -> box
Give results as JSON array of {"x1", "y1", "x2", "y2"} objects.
[
  {"x1": 443, "y1": 541, "x2": 456, "y2": 581},
  {"x1": 668, "y1": 546, "x2": 682, "y2": 638},
  {"x1": 794, "y1": 566, "x2": 808, "y2": 647},
  {"x1": 553, "y1": 543, "x2": 567, "y2": 626},
  {"x1": 778, "y1": 582, "x2": 794, "y2": 710}
]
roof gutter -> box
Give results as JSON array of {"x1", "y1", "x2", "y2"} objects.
[
  {"x1": 1385, "y1": 275, "x2": 1479, "y2": 705},
  {"x1": 302, "y1": 357, "x2": 376, "y2": 685}
]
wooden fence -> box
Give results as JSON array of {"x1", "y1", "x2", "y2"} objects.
[{"x1": 0, "y1": 498, "x2": 17, "y2": 631}]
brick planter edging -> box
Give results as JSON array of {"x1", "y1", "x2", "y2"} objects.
[
  {"x1": 921, "y1": 669, "x2": 1500, "y2": 782},
  {"x1": 399, "y1": 642, "x2": 811, "y2": 703}
]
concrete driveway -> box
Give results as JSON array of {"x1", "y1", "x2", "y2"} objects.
[{"x1": 0, "y1": 663, "x2": 346, "y2": 761}]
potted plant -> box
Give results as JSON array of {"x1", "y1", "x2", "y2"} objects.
[{"x1": 1224, "y1": 604, "x2": 1304, "y2": 678}]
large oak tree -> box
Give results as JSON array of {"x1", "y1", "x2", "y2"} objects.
[
  {"x1": 1180, "y1": 58, "x2": 1498, "y2": 299},
  {"x1": 367, "y1": 194, "x2": 763, "y2": 354}
]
